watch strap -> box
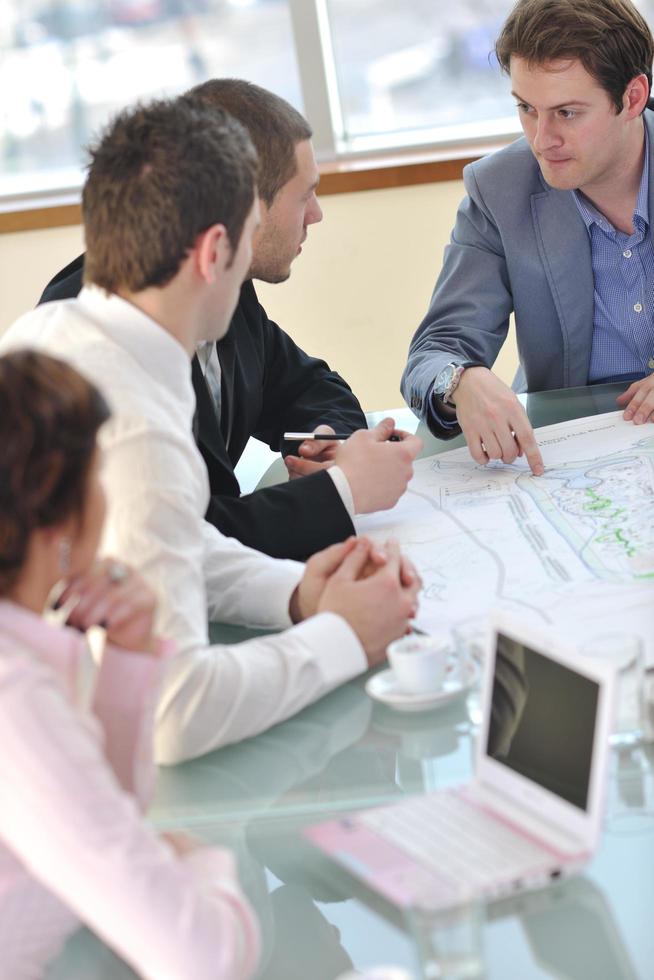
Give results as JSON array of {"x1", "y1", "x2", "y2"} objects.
[{"x1": 443, "y1": 360, "x2": 486, "y2": 405}]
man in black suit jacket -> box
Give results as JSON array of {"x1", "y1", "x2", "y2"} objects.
[{"x1": 40, "y1": 81, "x2": 420, "y2": 561}]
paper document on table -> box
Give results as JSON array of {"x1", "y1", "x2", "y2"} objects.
[{"x1": 356, "y1": 412, "x2": 654, "y2": 666}]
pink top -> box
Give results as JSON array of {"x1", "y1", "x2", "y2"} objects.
[{"x1": 0, "y1": 600, "x2": 259, "y2": 979}]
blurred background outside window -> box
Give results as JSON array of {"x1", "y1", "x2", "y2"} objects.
[
  {"x1": 0, "y1": 0, "x2": 301, "y2": 198},
  {"x1": 326, "y1": 0, "x2": 515, "y2": 151},
  {"x1": 2, "y1": 0, "x2": 654, "y2": 202}
]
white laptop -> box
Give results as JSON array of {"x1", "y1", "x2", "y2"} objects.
[{"x1": 306, "y1": 614, "x2": 616, "y2": 911}]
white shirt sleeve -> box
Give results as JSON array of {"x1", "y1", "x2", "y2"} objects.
[
  {"x1": 0, "y1": 298, "x2": 368, "y2": 764},
  {"x1": 0, "y1": 649, "x2": 260, "y2": 980},
  {"x1": 326, "y1": 464, "x2": 355, "y2": 518},
  {"x1": 100, "y1": 419, "x2": 367, "y2": 765}
]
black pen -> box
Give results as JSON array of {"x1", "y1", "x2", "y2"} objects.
[{"x1": 283, "y1": 431, "x2": 402, "y2": 442}]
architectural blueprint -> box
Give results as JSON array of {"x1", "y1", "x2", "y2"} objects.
[{"x1": 356, "y1": 412, "x2": 654, "y2": 665}]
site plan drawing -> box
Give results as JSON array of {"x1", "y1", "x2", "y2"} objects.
[{"x1": 355, "y1": 412, "x2": 654, "y2": 666}]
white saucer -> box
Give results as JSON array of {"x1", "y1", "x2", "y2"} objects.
[{"x1": 365, "y1": 660, "x2": 478, "y2": 713}]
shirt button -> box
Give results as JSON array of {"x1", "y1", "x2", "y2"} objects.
[
  {"x1": 623, "y1": 249, "x2": 632, "y2": 258},
  {"x1": 634, "y1": 302, "x2": 643, "y2": 313}
]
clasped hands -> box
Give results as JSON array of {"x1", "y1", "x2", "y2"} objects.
[
  {"x1": 55, "y1": 558, "x2": 160, "y2": 655},
  {"x1": 289, "y1": 536, "x2": 422, "y2": 668}
]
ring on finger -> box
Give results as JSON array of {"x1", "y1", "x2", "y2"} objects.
[{"x1": 107, "y1": 561, "x2": 129, "y2": 585}]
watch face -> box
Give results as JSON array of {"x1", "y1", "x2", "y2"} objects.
[{"x1": 435, "y1": 363, "x2": 456, "y2": 395}]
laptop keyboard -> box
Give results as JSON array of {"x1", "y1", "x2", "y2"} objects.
[{"x1": 357, "y1": 790, "x2": 554, "y2": 890}]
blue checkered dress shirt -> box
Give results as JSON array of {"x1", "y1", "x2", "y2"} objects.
[{"x1": 573, "y1": 133, "x2": 654, "y2": 384}]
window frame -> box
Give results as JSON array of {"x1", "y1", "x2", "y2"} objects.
[{"x1": 0, "y1": 135, "x2": 515, "y2": 234}]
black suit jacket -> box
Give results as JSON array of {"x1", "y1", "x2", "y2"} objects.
[{"x1": 39, "y1": 256, "x2": 367, "y2": 560}]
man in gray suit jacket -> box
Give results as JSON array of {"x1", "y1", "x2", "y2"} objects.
[{"x1": 402, "y1": 0, "x2": 654, "y2": 476}]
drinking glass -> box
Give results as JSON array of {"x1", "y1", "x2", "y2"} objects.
[
  {"x1": 581, "y1": 633, "x2": 645, "y2": 747},
  {"x1": 409, "y1": 901, "x2": 484, "y2": 980}
]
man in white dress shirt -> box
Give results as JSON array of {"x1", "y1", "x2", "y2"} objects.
[{"x1": 2, "y1": 97, "x2": 421, "y2": 764}]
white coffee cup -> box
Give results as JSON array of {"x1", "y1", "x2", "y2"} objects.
[{"x1": 387, "y1": 634, "x2": 452, "y2": 695}]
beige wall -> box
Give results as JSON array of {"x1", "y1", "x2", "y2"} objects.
[
  {"x1": 0, "y1": 179, "x2": 517, "y2": 411},
  {"x1": 0, "y1": 224, "x2": 84, "y2": 328}
]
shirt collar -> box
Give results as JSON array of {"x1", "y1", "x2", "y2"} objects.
[
  {"x1": 573, "y1": 126, "x2": 649, "y2": 232},
  {"x1": 76, "y1": 285, "x2": 195, "y2": 417}
]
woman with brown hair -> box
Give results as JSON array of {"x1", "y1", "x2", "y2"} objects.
[{"x1": 0, "y1": 349, "x2": 259, "y2": 979}]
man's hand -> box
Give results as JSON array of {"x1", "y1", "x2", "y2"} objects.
[
  {"x1": 289, "y1": 536, "x2": 360, "y2": 622},
  {"x1": 289, "y1": 534, "x2": 422, "y2": 623},
  {"x1": 284, "y1": 424, "x2": 340, "y2": 479},
  {"x1": 317, "y1": 538, "x2": 421, "y2": 667},
  {"x1": 451, "y1": 367, "x2": 544, "y2": 476},
  {"x1": 334, "y1": 418, "x2": 422, "y2": 513},
  {"x1": 616, "y1": 376, "x2": 654, "y2": 423},
  {"x1": 58, "y1": 558, "x2": 159, "y2": 654}
]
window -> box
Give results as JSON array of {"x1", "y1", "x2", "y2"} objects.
[
  {"x1": 4, "y1": 0, "x2": 654, "y2": 202},
  {"x1": 325, "y1": 0, "x2": 517, "y2": 152},
  {"x1": 0, "y1": 0, "x2": 301, "y2": 199}
]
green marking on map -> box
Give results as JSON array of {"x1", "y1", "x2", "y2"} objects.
[
  {"x1": 517, "y1": 448, "x2": 654, "y2": 580},
  {"x1": 584, "y1": 488, "x2": 612, "y2": 512},
  {"x1": 614, "y1": 528, "x2": 636, "y2": 558}
]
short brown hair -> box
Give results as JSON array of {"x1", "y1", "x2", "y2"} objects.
[
  {"x1": 187, "y1": 79, "x2": 312, "y2": 205},
  {"x1": 0, "y1": 350, "x2": 110, "y2": 594},
  {"x1": 83, "y1": 97, "x2": 258, "y2": 292},
  {"x1": 495, "y1": 0, "x2": 654, "y2": 112}
]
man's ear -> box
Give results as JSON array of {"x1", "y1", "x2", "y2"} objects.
[
  {"x1": 195, "y1": 223, "x2": 231, "y2": 283},
  {"x1": 624, "y1": 74, "x2": 650, "y2": 118}
]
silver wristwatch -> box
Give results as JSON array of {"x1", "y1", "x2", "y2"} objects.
[{"x1": 433, "y1": 361, "x2": 484, "y2": 406}]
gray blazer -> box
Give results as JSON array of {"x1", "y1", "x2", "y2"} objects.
[{"x1": 401, "y1": 110, "x2": 654, "y2": 435}]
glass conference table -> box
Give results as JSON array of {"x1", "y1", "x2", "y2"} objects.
[{"x1": 49, "y1": 383, "x2": 654, "y2": 979}]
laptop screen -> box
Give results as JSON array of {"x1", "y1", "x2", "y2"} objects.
[{"x1": 486, "y1": 631, "x2": 599, "y2": 811}]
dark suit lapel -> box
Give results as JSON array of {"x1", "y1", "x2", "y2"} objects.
[
  {"x1": 216, "y1": 329, "x2": 236, "y2": 447},
  {"x1": 531, "y1": 186, "x2": 594, "y2": 387},
  {"x1": 191, "y1": 355, "x2": 232, "y2": 469}
]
